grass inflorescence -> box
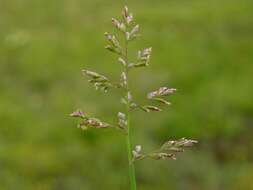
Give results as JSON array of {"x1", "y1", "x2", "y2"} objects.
[{"x1": 70, "y1": 6, "x2": 198, "y2": 190}]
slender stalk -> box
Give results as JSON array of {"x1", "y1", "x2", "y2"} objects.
[
  {"x1": 124, "y1": 38, "x2": 137, "y2": 190},
  {"x1": 126, "y1": 106, "x2": 137, "y2": 190}
]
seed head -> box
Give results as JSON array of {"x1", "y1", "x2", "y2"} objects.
[{"x1": 70, "y1": 5, "x2": 198, "y2": 170}]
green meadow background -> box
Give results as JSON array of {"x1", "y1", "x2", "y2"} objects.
[{"x1": 1, "y1": 0, "x2": 253, "y2": 189}]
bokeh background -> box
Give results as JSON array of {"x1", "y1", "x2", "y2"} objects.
[{"x1": 1, "y1": 0, "x2": 253, "y2": 189}]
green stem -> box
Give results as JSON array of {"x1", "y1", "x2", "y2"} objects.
[
  {"x1": 124, "y1": 36, "x2": 137, "y2": 190},
  {"x1": 126, "y1": 103, "x2": 137, "y2": 190}
]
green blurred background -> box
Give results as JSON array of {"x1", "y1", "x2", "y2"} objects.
[{"x1": 1, "y1": 0, "x2": 253, "y2": 189}]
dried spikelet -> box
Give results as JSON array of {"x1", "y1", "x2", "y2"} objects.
[
  {"x1": 122, "y1": 6, "x2": 133, "y2": 25},
  {"x1": 125, "y1": 32, "x2": 130, "y2": 41},
  {"x1": 161, "y1": 138, "x2": 198, "y2": 152},
  {"x1": 118, "y1": 57, "x2": 126, "y2": 66},
  {"x1": 132, "y1": 47, "x2": 152, "y2": 67},
  {"x1": 82, "y1": 70, "x2": 101, "y2": 79},
  {"x1": 135, "y1": 145, "x2": 141, "y2": 152},
  {"x1": 118, "y1": 112, "x2": 127, "y2": 129},
  {"x1": 173, "y1": 138, "x2": 198, "y2": 147},
  {"x1": 128, "y1": 62, "x2": 146, "y2": 68},
  {"x1": 147, "y1": 87, "x2": 177, "y2": 99},
  {"x1": 127, "y1": 91, "x2": 132, "y2": 102},
  {"x1": 151, "y1": 98, "x2": 171, "y2": 106},
  {"x1": 137, "y1": 47, "x2": 152, "y2": 61},
  {"x1": 132, "y1": 145, "x2": 145, "y2": 161},
  {"x1": 82, "y1": 69, "x2": 114, "y2": 92},
  {"x1": 127, "y1": 24, "x2": 140, "y2": 41},
  {"x1": 130, "y1": 25, "x2": 139, "y2": 36},
  {"x1": 112, "y1": 18, "x2": 126, "y2": 32},
  {"x1": 149, "y1": 152, "x2": 176, "y2": 160},
  {"x1": 105, "y1": 44, "x2": 122, "y2": 55},
  {"x1": 104, "y1": 32, "x2": 120, "y2": 48},
  {"x1": 69, "y1": 109, "x2": 85, "y2": 118},
  {"x1": 120, "y1": 72, "x2": 127, "y2": 87},
  {"x1": 82, "y1": 69, "x2": 105, "y2": 78},
  {"x1": 168, "y1": 147, "x2": 184, "y2": 152},
  {"x1": 79, "y1": 118, "x2": 111, "y2": 129},
  {"x1": 142, "y1": 105, "x2": 162, "y2": 112}
]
